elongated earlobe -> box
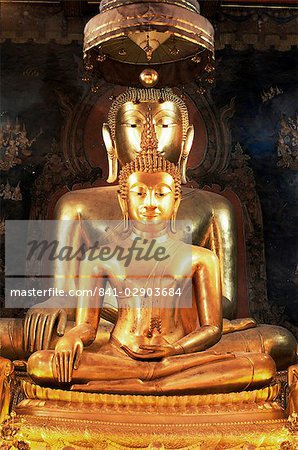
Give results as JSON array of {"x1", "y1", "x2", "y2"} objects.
[
  {"x1": 117, "y1": 192, "x2": 129, "y2": 232},
  {"x1": 179, "y1": 125, "x2": 194, "y2": 184},
  {"x1": 102, "y1": 123, "x2": 118, "y2": 183},
  {"x1": 170, "y1": 197, "x2": 181, "y2": 233},
  {"x1": 170, "y1": 214, "x2": 177, "y2": 233},
  {"x1": 123, "y1": 212, "x2": 129, "y2": 232}
]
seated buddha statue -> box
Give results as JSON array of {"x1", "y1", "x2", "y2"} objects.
[
  {"x1": 0, "y1": 90, "x2": 296, "y2": 373},
  {"x1": 27, "y1": 114, "x2": 296, "y2": 394}
]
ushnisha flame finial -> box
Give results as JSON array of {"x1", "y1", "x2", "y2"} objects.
[{"x1": 140, "y1": 107, "x2": 159, "y2": 155}]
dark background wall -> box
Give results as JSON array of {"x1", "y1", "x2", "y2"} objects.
[{"x1": 213, "y1": 47, "x2": 298, "y2": 328}]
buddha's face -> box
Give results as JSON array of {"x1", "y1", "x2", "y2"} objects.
[
  {"x1": 126, "y1": 171, "x2": 179, "y2": 228},
  {"x1": 115, "y1": 101, "x2": 183, "y2": 165}
]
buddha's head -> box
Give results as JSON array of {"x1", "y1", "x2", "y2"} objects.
[
  {"x1": 103, "y1": 88, "x2": 194, "y2": 184},
  {"x1": 118, "y1": 107, "x2": 181, "y2": 233}
]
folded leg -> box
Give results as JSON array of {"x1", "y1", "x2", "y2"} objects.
[{"x1": 71, "y1": 353, "x2": 276, "y2": 395}]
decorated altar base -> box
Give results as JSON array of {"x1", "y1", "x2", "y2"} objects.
[
  {"x1": 11, "y1": 416, "x2": 297, "y2": 449},
  {"x1": 8, "y1": 381, "x2": 298, "y2": 449}
]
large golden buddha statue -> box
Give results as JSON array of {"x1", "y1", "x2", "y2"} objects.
[
  {"x1": 51, "y1": 88, "x2": 238, "y2": 318},
  {"x1": 26, "y1": 116, "x2": 295, "y2": 394},
  {"x1": 20, "y1": 88, "x2": 240, "y2": 354}
]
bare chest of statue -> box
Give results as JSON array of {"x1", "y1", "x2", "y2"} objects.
[{"x1": 98, "y1": 235, "x2": 193, "y2": 351}]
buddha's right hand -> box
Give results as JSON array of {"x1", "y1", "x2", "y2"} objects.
[
  {"x1": 24, "y1": 298, "x2": 68, "y2": 353},
  {"x1": 54, "y1": 334, "x2": 83, "y2": 383}
]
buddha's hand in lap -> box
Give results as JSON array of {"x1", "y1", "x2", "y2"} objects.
[
  {"x1": 24, "y1": 298, "x2": 68, "y2": 353},
  {"x1": 121, "y1": 343, "x2": 184, "y2": 360},
  {"x1": 53, "y1": 333, "x2": 83, "y2": 383}
]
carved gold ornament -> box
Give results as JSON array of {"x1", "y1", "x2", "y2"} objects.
[
  {"x1": 140, "y1": 69, "x2": 159, "y2": 88},
  {"x1": 83, "y1": 0, "x2": 214, "y2": 87}
]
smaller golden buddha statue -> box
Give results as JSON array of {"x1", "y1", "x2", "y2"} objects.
[{"x1": 27, "y1": 114, "x2": 295, "y2": 394}]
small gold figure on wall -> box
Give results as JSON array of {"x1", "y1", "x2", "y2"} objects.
[
  {"x1": 0, "y1": 118, "x2": 42, "y2": 172},
  {"x1": 277, "y1": 114, "x2": 298, "y2": 170}
]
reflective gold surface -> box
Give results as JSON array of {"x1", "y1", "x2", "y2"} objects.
[
  {"x1": 21, "y1": 379, "x2": 281, "y2": 407},
  {"x1": 100, "y1": 0, "x2": 201, "y2": 14},
  {"x1": 105, "y1": 88, "x2": 193, "y2": 183},
  {"x1": 13, "y1": 374, "x2": 298, "y2": 450},
  {"x1": 1, "y1": 89, "x2": 296, "y2": 378},
  {"x1": 22, "y1": 120, "x2": 295, "y2": 395},
  {"x1": 139, "y1": 69, "x2": 159, "y2": 87},
  {"x1": 0, "y1": 5, "x2": 297, "y2": 447},
  {"x1": 115, "y1": 101, "x2": 184, "y2": 166},
  {"x1": 10, "y1": 414, "x2": 298, "y2": 450},
  {"x1": 83, "y1": 0, "x2": 214, "y2": 67},
  {"x1": 0, "y1": 357, "x2": 14, "y2": 422},
  {"x1": 287, "y1": 364, "x2": 298, "y2": 417}
]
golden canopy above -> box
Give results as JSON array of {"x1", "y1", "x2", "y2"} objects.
[
  {"x1": 100, "y1": 0, "x2": 201, "y2": 14},
  {"x1": 83, "y1": 0, "x2": 215, "y2": 87}
]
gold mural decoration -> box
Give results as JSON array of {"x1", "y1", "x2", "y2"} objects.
[
  {"x1": 30, "y1": 136, "x2": 102, "y2": 220},
  {"x1": 277, "y1": 114, "x2": 298, "y2": 170},
  {"x1": 261, "y1": 86, "x2": 283, "y2": 103},
  {"x1": 0, "y1": 119, "x2": 42, "y2": 172},
  {"x1": 0, "y1": 181, "x2": 22, "y2": 202}
]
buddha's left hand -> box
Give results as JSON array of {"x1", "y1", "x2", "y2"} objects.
[{"x1": 121, "y1": 343, "x2": 182, "y2": 360}]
